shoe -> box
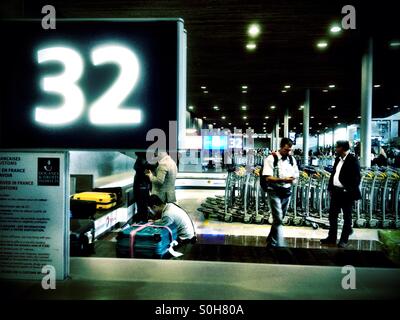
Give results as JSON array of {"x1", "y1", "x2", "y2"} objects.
[
  {"x1": 320, "y1": 237, "x2": 337, "y2": 245},
  {"x1": 338, "y1": 241, "x2": 349, "y2": 248}
]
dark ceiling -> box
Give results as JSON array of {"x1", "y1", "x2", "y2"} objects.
[{"x1": 3, "y1": 0, "x2": 400, "y2": 134}]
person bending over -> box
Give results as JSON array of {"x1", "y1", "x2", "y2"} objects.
[{"x1": 148, "y1": 194, "x2": 196, "y2": 245}]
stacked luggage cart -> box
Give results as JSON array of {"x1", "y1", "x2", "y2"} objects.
[{"x1": 199, "y1": 160, "x2": 400, "y2": 230}]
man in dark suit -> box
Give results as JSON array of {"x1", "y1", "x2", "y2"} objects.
[{"x1": 321, "y1": 140, "x2": 362, "y2": 248}]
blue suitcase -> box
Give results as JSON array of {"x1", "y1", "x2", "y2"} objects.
[{"x1": 116, "y1": 221, "x2": 178, "y2": 258}]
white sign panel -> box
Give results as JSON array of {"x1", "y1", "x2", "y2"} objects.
[{"x1": 0, "y1": 152, "x2": 69, "y2": 280}]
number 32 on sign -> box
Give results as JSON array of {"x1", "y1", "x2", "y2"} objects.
[{"x1": 35, "y1": 44, "x2": 141, "y2": 126}]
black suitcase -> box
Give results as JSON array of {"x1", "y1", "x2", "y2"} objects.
[
  {"x1": 70, "y1": 219, "x2": 95, "y2": 256},
  {"x1": 70, "y1": 199, "x2": 97, "y2": 219},
  {"x1": 93, "y1": 187, "x2": 123, "y2": 205}
]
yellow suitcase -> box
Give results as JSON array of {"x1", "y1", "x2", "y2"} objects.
[{"x1": 71, "y1": 192, "x2": 117, "y2": 210}]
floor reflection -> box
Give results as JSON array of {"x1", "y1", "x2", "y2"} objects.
[{"x1": 197, "y1": 234, "x2": 382, "y2": 251}]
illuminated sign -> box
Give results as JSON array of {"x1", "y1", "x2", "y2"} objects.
[{"x1": 0, "y1": 19, "x2": 186, "y2": 150}]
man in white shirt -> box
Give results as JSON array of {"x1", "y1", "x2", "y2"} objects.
[
  {"x1": 262, "y1": 138, "x2": 299, "y2": 248},
  {"x1": 148, "y1": 194, "x2": 196, "y2": 244},
  {"x1": 322, "y1": 140, "x2": 361, "y2": 248}
]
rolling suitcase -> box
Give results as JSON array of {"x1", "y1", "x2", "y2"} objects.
[
  {"x1": 93, "y1": 187, "x2": 123, "y2": 205},
  {"x1": 71, "y1": 191, "x2": 117, "y2": 210},
  {"x1": 70, "y1": 219, "x2": 95, "y2": 256},
  {"x1": 116, "y1": 221, "x2": 178, "y2": 258},
  {"x1": 70, "y1": 199, "x2": 97, "y2": 219}
]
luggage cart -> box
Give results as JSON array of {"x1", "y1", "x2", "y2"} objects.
[
  {"x1": 356, "y1": 169, "x2": 374, "y2": 228},
  {"x1": 381, "y1": 168, "x2": 400, "y2": 228},
  {"x1": 303, "y1": 167, "x2": 332, "y2": 230},
  {"x1": 368, "y1": 169, "x2": 386, "y2": 228}
]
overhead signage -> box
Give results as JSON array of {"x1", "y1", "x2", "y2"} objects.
[{"x1": 0, "y1": 19, "x2": 186, "y2": 150}]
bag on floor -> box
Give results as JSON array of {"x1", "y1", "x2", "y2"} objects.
[
  {"x1": 70, "y1": 199, "x2": 97, "y2": 219},
  {"x1": 116, "y1": 221, "x2": 178, "y2": 259},
  {"x1": 71, "y1": 191, "x2": 117, "y2": 210},
  {"x1": 70, "y1": 219, "x2": 95, "y2": 256}
]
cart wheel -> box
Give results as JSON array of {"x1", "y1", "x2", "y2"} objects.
[
  {"x1": 283, "y1": 217, "x2": 291, "y2": 226},
  {"x1": 312, "y1": 223, "x2": 319, "y2": 230},
  {"x1": 224, "y1": 216, "x2": 233, "y2": 223},
  {"x1": 244, "y1": 216, "x2": 252, "y2": 224},
  {"x1": 382, "y1": 221, "x2": 392, "y2": 229},
  {"x1": 293, "y1": 218, "x2": 303, "y2": 226}
]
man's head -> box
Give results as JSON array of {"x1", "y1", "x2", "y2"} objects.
[
  {"x1": 279, "y1": 137, "x2": 293, "y2": 157},
  {"x1": 147, "y1": 195, "x2": 166, "y2": 219},
  {"x1": 335, "y1": 140, "x2": 350, "y2": 157}
]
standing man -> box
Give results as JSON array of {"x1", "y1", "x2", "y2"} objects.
[
  {"x1": 262, "y1": 138, "x2": 299, "y2": 248},
  {"x1": 321, "y1": 140, "x2": 361, "y2": 248},
  {"x1": 145, "y1": 151, "x2": 178, "y2": 203}
]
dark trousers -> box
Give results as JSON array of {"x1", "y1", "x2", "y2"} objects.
[
  {"x1": 133, "y1": 183, "x2": 150, "y2": 222},
  {"x1": 329, "y1": 188, "x2": 354, "y2": 242}
]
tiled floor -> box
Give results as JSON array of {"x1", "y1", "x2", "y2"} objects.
[{"x1": 90, "y1": 188, "x2": 396, "y2": 267}]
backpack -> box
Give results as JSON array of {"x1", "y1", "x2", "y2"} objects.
[{"x1": 260, "y1": 152, "x2": 294, "y2": 192}]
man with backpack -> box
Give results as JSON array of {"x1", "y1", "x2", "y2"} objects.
[{"x1": 261, "y1": 138, "x2": 299, "y2": 248}]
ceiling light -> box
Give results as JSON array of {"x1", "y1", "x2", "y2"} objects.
[
  {"x1": 387, "y1": 107, "x2": 391, "y2": 110},
  {"x1": 337, "y1": 123, "x2": 341, "y2": 125},
  {"x1": 265, "y1": 116, "x2": 269, "y2": 119},
  {"x1": 213, "y1": 106, "x2": 219, "y2": 110},
  {"x1": 263, "y1": 127, "x2": 266, "y2": 130},
  {"x1": 263, "y1": 122, "x2": 266, "y2": 125},
  {"x1": 188, "y1": 106, "x2": 194, "y2": 110},
  {"x1": 330, "y1": 25, "x2": 341, "y2": 33},
  {"x1": 357, "y1": 116, "x2": 361, "y2": 119},
  {"x1": 311, "y1": 116, "x2": 315, "y2": 119},
  {"x1": 221, "y1": 116, "x2": 226, "y2": 120},
  {"x1": 241, "y1": 105, "x2": 247, "y2": 110},
  {"x1": 243, "y1": 116, "x2": 247, "y2": 119},
  {"x1": 334, "y1": 116, "x2": 338, "y2": 119},
  {"x1": 374, "y1": 84, "x2": 381, "y2": 88},
  {"x1": 203, "y1": 116, "x2": 207, "y2": 119},
  {"x1": 316, "y1": 41, "x2": 328, "y2": 49},
  {"x1": 245, "y1": 122, "x2": 249, "y2": 125},
  {"x1": 242, "y1": 85, "x2": 248, "y2": 89},
  {"x1": 228, "y1": 122, "x2": 232, "y2": 125},
  {"x1": 213, "y1": 123, "x2": 216, "y2": 125},
  {"x1": 284, "y1": 85, "x2": 291, "y2": 89},
  {"x1": 325, "y1": 127, "x2": 328, "y2": 129},
  {"x1": 288, "y1": 116, "x2": 292, "y2": 119},
  {"x1": 329, "y1": 84, "x2": 335, "y2": 88},
  {"x1": 201, "y1": 86, "x2": 206, "y2": 90},
  {"x1": 246, "y1": 43, "x2": 257, "y2": 51},
  {"x1": 281, "y1": 90, "x2": 287, "y2": 93},
  {"x1": 299, "y1": 105, "x2": 304, "y2": 109},
  {"x1": 389, "y1": 41, "x2": 400, "y2": 47},
  {"x1": 270, "y1": 105, "x2": 276, "y2": 109},
  {"x1": 293, "y1": 127, "x2": 297, "y2": 130},
  {"x1": 203, "y1": 91, "x2": 208, "y2": 94},
  {"x1": 300, "y1": 123, "x2": 303, "y2": 125},
  {"x1": 242, "y1": 90, "x2": 247, "y2": 93},
  {"x1": 323, "y1": 89, "x2": 328, "y2": 93},
  {"x1": 318, "y1": 122, "x2": 322, "y2": 125},
  {"x1": 394, "y1": 105, "x2": 399, "y2": 108},
  {"x1": 331, "y1": 105, "x2": 336, "y2": 108},
  {"x1": 248, "y1": 24, "x2": 261, "y2": 38}
]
